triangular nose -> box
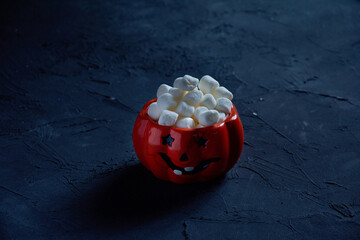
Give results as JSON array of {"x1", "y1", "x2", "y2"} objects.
[{"x1": 180, "y1": 153, "x2": 188, "y2": 162}]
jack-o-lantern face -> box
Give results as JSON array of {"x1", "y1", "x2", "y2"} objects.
[
  {"x1": 133, "y1": 99, "x2": 244, "y2": 184},
  {"x1": 158, "y1": 134, "x2": 221, "y2": 176},
  {"x1": 157, "y1": 133, "x2": 221, "y2": 176}
]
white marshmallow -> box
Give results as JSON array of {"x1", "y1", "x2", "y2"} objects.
[
  {"x1": 184, "y1": 74, "x2": 199, "y2": 86},
  {"x1": 213, "y1": 86, "x2": 233, "y2": 100},
  {"x1": 174, "y1": 75, "x2": 198, "y2": 91},
  {"x1": 198, "y1": 110, "x2": 220, "y2": 126},
  {"x1": 158, "y1": 110, "x2": 178, "y2": 126},
  {"x1": 157, "y1": 93, "x2": 177, "y2": 111},
  {"x1": 175, "y1": 101, "x2": 195, "y2": 117},
  {"x1": 153, "y1": 75, "x2": 234, "y2": 129},
  {"x1": 215, "y1": 97, "x2": 232, "y2": 114},
  {"x1": 147, "y1": 102, "x2": 162, "y2": 121},
  {"x1": 200, "y1": 93, "x2": 216, "y2": 109},
  {"x1": 218, "y1": 112, "x2": 228, "y2": 123},
  {"x1": 168, "y1": 87, "x2": 186, "y2": 100},
  {"x1": 183, "y1": 89, "x2": 203, "y2": 106},
  {"x1": 199, "y1": 75, "x2": 219, "y2": 94},
  {"x1": 176, "y1": 117, "x2": 195, "y2": 129},
  {"x1": 156, "y1": 84, "x2": 171, "y2": 98},
  {"x1": 194, "y1": 106, "x2": 208, "y2": 122}
]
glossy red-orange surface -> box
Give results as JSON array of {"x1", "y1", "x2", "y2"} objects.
[{"x1": 132, "y1": 99, "x2": 244, "y2": 184}]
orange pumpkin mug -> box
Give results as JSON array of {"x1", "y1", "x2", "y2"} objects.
[{"x1": 132, "y1": 99, "x2": 244, "y2": 184}]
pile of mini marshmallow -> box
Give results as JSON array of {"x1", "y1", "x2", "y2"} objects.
[{"x1": 147, "y1": 75, "x2": 233, "y2": 128}]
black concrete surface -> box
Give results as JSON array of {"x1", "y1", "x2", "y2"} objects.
[{"x1": 1, "y1": 0, "x2": 360, "y2": 239}]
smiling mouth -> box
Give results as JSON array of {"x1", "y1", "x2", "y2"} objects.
[{"x1": 158, "y1": 153, "x2": 220, "y2": 176}]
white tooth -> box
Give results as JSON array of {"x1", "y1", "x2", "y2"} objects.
[
  {"x1": 203, "y1": 164, "x2": 210, "y2": 169},
  {"x1": 173, "y1": 169, "x2": 182, "y2": 175},
  {"x1": 184, "y1": 167, "x2": 194, "y2": 172}
]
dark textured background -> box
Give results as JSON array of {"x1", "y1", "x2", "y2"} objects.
[{"x1": 1, "y1": 0, "x2": 360, "y2": 239}]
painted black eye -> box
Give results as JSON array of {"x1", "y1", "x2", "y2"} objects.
[
  {"x1": 196, "y1": 137, "x2": 208, "y2": 147},
  {"x1": 162, "y1": 134, "x2": 174, "y2": 147}
]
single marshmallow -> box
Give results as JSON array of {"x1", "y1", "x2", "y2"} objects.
[
  {"x1": 158, "y1": 110, "x2": 178, "y2": 126},
  {"x1": 215, "y1": 97, "x2": 232, "y2": 114},
  {"x1": 200, "y1": 93, "x2": 216, "y2": 109},
  {"x1": 176, "y1": 117, "x2": 195, "y2": 129},
  {"x1": 198, "y1": 110, "x2": 220, "y2": 126},
  {"x1": 147, "y1": 102, "x2": 162, "y2": 121},
  {"x1": 183, "y1": 89, "x2": 203, "y2": 106},
  {"x1": 213, "y1": 86, "x2": 233, "y2": 100},
  {"x1": 199, "y1": 75, "x2": 219, "y2": 94},
  {"x1": 194, "y1": 106, "x2": 208, "y2": 122},
  {"x1": 184, "y1": 74, "x2": 199, "y2": 86},
  {"x1": 174, "y1": 75, "x2": 198, "y2": 91},
  {"x1": 218, "y1": 112, "x2": 228, "y2": 123},
  {"x1": 168, "y1": 87, "x2": 186, "y2": 100},
  {"x1": 175, "y1": 101, "x2": 195, "y2": 117},
  {"x1": 156, "y1": 84, "x2": 171, "y2": 98},
  {"x1": 157, "y1": 93, "x2": 177, "y2": 111}
]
